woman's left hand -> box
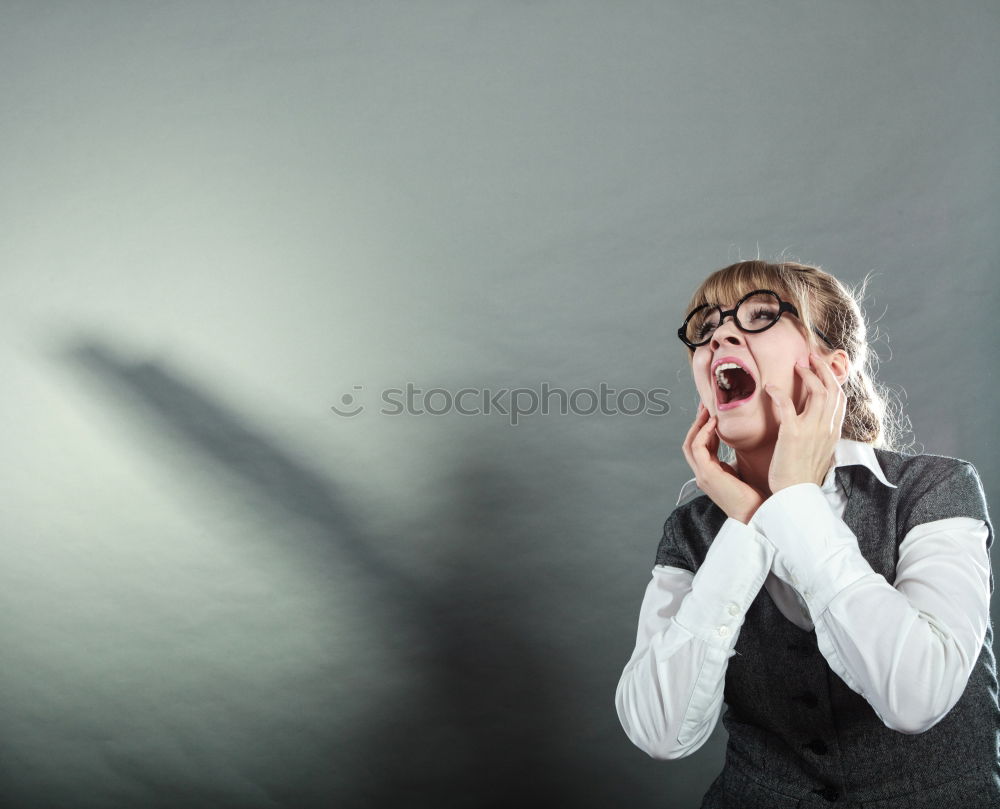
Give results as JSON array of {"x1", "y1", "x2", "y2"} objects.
[{"x1": 764, "y1": 352, "x2": 847, "y2": 493}]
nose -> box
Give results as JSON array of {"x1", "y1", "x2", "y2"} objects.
[{"x1": 710, "y1": 314, "x2": 745, "y2": 350}]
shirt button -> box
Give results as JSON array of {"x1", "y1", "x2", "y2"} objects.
[
  {"x1": 803, "y1": 590, "x2": 812, "y2": 602},
  {"x1": 727, "y1": 603, "x2": 740, "y2": 616},
  {"x1": 717, "y1": 626, "x2": 730, "y2": 638}
]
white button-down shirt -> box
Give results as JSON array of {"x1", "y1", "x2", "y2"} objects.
[{"x1": 615, "y1": 440, "x2": 992, "y2": 760}]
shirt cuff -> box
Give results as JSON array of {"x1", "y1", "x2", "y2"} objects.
[
  {"x1": 750, "y1": 483, "x2": 876, "y2": 617},
  {"x1": 673, "y1": 517, "x2": 774, "y2": 646}
]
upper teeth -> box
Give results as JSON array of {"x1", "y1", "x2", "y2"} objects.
[{"x1": 715, "y1": 362, "x2": 744, "y2": 390}]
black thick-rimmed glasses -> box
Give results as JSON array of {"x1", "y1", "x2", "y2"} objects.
[{"x1": 678, "y1": 289, "x2": 836, "y2": 351}]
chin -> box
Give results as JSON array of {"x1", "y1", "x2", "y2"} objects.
[
  {"x1": 717, "y1": 427, "x2": 764, "y2": 451},
  {"x1": 716, "y1": 411, "x2": 774, "y2": 451}
]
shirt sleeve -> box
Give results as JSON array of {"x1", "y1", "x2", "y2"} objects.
[
  {"x1": 614, "y1": 518, "x2": 774, "y2": 759},
  {"x1": 750, "y1": 480, "x2": 993, "y2": 734}
]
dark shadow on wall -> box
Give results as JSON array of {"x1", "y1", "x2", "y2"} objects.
[{"x1": 33, "y1": 338, "x2": 633, "y2": 809}]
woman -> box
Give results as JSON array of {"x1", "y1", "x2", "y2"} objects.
[{"x1": 614, "y1": 260, "x2": 999, "y2": 808}]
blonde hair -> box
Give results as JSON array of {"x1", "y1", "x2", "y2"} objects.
[{"x1": 683, "y1": 260, "x2": 909, "y2": 451}]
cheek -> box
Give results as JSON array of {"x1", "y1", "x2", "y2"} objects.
[
  {"x1": 781, "y1": 366, "x2": 802, "y2": 393},
  {"x1": 694, "y1": 377, "x2": 713, "y2": 406},
  {"x1": 760, "y1": 357, "x2": 804, "y2": 402},
  {"x1": 691, "y1": 359, "x2": 712, "y2": 398}
]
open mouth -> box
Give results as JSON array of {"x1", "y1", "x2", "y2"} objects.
[{"x1": 715, "y1": 363, "x2": 757, "y2": 408}]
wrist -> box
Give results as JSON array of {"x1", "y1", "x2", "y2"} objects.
[
  {"x1": 770, "y1": 473, "x2": 821, "y2": 493},
  {"x1": 730, "y1": 496, "x2": 765, "y2": 525}
]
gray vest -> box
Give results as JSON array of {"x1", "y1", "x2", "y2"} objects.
[{"x1": 656, "y1": 450, "x2": 1000, "y2": 808}]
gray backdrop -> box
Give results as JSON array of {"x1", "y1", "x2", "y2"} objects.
[{"x1": 2, "y1": 2, "x2": 997, "y2": 807}]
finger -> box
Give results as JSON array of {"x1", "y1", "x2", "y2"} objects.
[
  {"x1": 791, "y1": 360, "x2": 820, "y2": 415},
  {"x1": 795, "y1": 357, "x2": 827, "y2": 397},
  {"x1": 705, "y1": 417, "x2": 720, "y2": 456},
  {"x1": 809, "y1": 353, "x2": 845, "y2": 429},
  {"x1": 683, "y1": 420, "x2": 710, "y2": 478},
  {"x1": 702, "y1": 422, "x2": 721, "y2": 464},
  {"x1": 690, "y1": 415, "x2": 723, "y2": 472},
  {"x1": 829, "y1": 386, "x2": 847, "y2": 437},
  {"x1": 764, "y1": 384, "x2": 795, "y2": 429},
  {"x1": 681, "y1": 426, "x2": 695, "y2": 471},
  {"x1": 690, "y1": 413, "x2": 716, "y2": 458},
  {"x1": 683, "y1": 404, "x2": 708, "y2": 444},
  {"x1": 682, "y1": 405, "x2": 710, "y2": 470},
  {"x1": 683, "y1": 404, "x2": 711, "y2": 454},
  {"x1": 810, "y1": 352, "x2": 840, "y2": 390},
  {"x1": 794, "y1": 359, "x2": 828, "y2": 421}
]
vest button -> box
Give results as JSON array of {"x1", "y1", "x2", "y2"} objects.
[
  {"x1": 804, "y1": 738, "x2": 828, "y2": 755},
  {"x1": 811, "y1": 785, "x2": 839, "y2": 801}
]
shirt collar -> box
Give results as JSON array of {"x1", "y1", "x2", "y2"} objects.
[{"x1": 674, "y1": 438, "x2": 896, "y2": 507}]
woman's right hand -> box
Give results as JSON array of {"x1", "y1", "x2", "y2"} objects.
[{"x1": 681, "y1": 404, "x2": 765, "y2": 524}]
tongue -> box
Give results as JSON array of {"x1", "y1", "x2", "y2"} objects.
[{"x1": 725, "y1": 369, "x2": 756, "y2": 402}]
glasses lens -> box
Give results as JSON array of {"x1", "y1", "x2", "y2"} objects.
[
  {"x1": 736, "y1": 292, "x2": 782, "y2": 333},
  {"x1": 684, "y1": 306, "x2": 721, "y2": 345}
]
